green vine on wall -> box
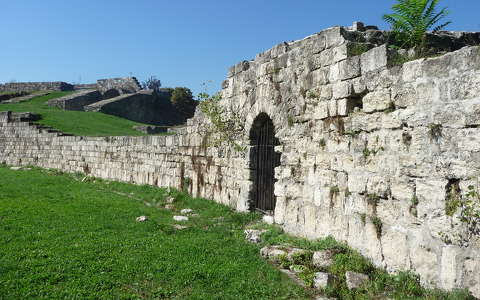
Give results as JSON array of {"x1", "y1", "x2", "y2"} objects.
[{"x1": 198, "y1": 92, "x2": 246, "y2": 152}]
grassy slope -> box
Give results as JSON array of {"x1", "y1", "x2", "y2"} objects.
[
  {"x1": 0, "y1": 92, "x2": 150, "y2": 136},
  {"x1": 0, "y1": 166, "x2": 310, "y2": 300}
]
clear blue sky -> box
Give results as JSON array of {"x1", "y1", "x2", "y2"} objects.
[{"x1": 2, "y1": 0, "x2": 479, "y2": 96}]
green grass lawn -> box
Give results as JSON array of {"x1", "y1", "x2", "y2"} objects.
[
  {"x1": 0, "y1": 92, "x2": 152, "y2": 136},
  {"x1": 0, "y1": 166, "x2": 311, "y2": 300}
]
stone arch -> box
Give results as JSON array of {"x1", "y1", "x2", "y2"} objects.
[{"x1": 248, "y1": 113, "x2": 281, "y2": 213}]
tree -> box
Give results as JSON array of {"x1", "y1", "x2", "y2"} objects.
[
  {"x1": 170, "y1": 87, "x2": 198, "y2": 117},
  {"x1": 383, "y1": 0, "x2": 451, "y2": 49},
  {"x1": 142, "y1": 76, "x2": 161, "y2": 93}
]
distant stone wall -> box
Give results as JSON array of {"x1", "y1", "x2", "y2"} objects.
[
  {"x1": 84, "y1": 90, "x2": 189, "y2": 126},
  {"x1": 47, "y1": 90, "x2": 103, "y2": 111},
  {"x1": 96, "y1": 77, "x2": 141, "y2": 94},
  {"x1": 1, "y1": 25, "x2": 480, "y2": 297},
  {"x1": 0, "y1": 82, "x2": 74, "y2": 93}
]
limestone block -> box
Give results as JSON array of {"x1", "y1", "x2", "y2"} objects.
[
  {"x1": 352, "y1": 76, "x2": 366, "y2": 95},
  {"x1": 312, "y1": 250, "x2": 335, "y2": 268},
  {"x1": 391, "y1": 84, "x2": 417, "y2": 108},
  {"x1": 345, "y1": 271, "x2": 369, "y2": 289},
  {"x1": 421, "y1": 54, "x2": 452, "y2": 79},
  {"x1": 338, "y1": 56, "x2": 361, "y2": 80},
  {"x1": 328, "y1": 100, "x2": 337, "y2": 117},
  {"x1": 448, "y1": 71, "x2": 480, "y2": 101},
  {"x1": 314, "y1": 102, "x2": 329, "y2": 120},
  {"x1": 328, "y1": 62, "x2": 340, "y2": 82},
  {"x1": 410, "y1": 245, "x2": 439, "y2": 287},
  {"x1": 313, "y1": 272, "x2": 332, "y2": 289},
  {"x1": 440, "y1": 245, "x2": 459, "y2": 290},
  {"x1": 415, "y1": 179, "x2": 448, "y2": 219},
  {"x1": 332, "y1": 81, "x2": 353, "y2": 99},
  {"x1": 362, "y1": 90, "x2": 391, "y2": 113},
  {"x1": 390, "y1": 179, "x2": 414, "y2": 202},
  {"x1": 366, "y1": 175, "x2": 389, "y2": 198},
  {"x1": 322, "y1": 27, "x2": 345, "y2": 49},
  {"x1": 337, "y1": 98, "x2": 358, "y2": 116},
  {"x1": 402, "y1": 58, "x2": 425, "y2": 82},
  {"x1": 304, "y1": 68, "x2": 329, "y2": 90},
  {"x1": 381, "y1": 228, "x2": 410, "y2": 271},
  {"x1": 361, "y1": 44, "x2": 388, "y2": 73}
]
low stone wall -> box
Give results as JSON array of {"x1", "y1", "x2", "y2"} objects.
[
  {"x1": 0, "y1": 82, "x2": 74, "y2": 93},
  {"x1": 1, "y1": 25, "x2": 480, "y2": 297},
  {"x1": 47, "y1": 90, "x2": 103, "y2": 111}
]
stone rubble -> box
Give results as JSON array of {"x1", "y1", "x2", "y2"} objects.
[
  {"x1": 345, "y1": 271, "x2": 369, "y2": 290},
  {"x1": 135, "y1": 216, "x2": 148, "y2": 222}
]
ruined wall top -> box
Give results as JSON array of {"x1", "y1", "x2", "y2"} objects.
[
  {"x1": 96, "y1": 77, "x2": 142, "y2": 94},
  {"x1": 0, "y1": 82, "x2": 74, "y2": 93}
]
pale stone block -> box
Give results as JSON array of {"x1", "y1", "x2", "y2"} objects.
[
  {"x1": 332, "y1": 81, "x2": 353, "y2": 99},
  {"x1": 361, "y1": 44, "x2": 388, "y2": 73},
  {"x1": 381, "y1": 228, "x2": 410, "y2": 271},
  {"x1": 441, "y1": 245, "x2": 458, "y2": 290},
  {"x1": 362, "y1": 90, "x2": 391, "y2": 113}
]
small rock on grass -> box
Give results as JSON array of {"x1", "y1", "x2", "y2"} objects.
[
  {"x1": 10, "y1": 167, "x2": 22, "y2": 171},
  {"x1": 313, "y1": 249, "x2": 335, "y2": 268},
  {"x1": 313, "y1": 272, "x2": 332, "y2": 289},
  {"x1": 173, "y1": 224, "x2": 188, "y2": 230},
  {"x1": 345, "y1": 271, "x2": 369, "y2": 289},
  {"x1": 164, "y1": 204, "x2": 175, "y2": 210},
  {"x1": 180, "y1": 208, "x2": 193, "y2": 214},
  {"x1": 136, "y1": 216, "x2": 148, "y2": 222},
  {"x1": 173, "y1": 216, "x2": 188, "y2": 222},
  {"x1": 260, "y1": 245, "x2": 288, "y2": 259},
  {"x1": 166, "y1": 196, "x2": 175, "y2": 204},
  {"x1": 244, "y1": 229, "x2": 267, "y2": 243}
]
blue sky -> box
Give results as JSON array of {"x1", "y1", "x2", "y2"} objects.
[{"x1": 1, "y1": 0, "x2": 479, "y2": 96}]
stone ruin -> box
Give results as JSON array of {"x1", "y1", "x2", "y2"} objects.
[
  {"x1": 1, "y1": 22, "x2": 480, "y2": 296},
  {"x1": 43, "y1": 77, "x2": 193, "y2": 126}
]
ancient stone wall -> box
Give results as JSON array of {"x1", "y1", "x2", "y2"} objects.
[
  {"x1": 1, "y1": 25, "x2": 479, "y2": 296},
  {"x1": 84, "y1": 90, "x2": 190, "y2": 126},
  {"x1": 0, "y1": 82, "x2": 74, "y2": 93},
  {"x1": 47, "y1": 90, "x2": 103, "y2": 111},
  {"x1": 96, "y1": 77, "x2": 142, "y2": 94}
]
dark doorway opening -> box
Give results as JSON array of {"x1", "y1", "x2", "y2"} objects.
[{"x1": 249, "y1": 113, "x2": 281, "y2": 213}]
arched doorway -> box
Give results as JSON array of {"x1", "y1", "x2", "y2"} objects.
[{"x1": 249, "y1": 113, "x2": 280, "y2": 213}]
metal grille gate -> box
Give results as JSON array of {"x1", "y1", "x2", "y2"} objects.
[{"x1": 250, "y1": 114, "x2": 279, "y2": 213}]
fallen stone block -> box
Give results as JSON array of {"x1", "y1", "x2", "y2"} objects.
[
  {"x1": 312, "y1": 250, "x2": 335, "y2": 268},
  {"x1": 345, "y1": 271, "x2": 369, "y2": 289},
  {"x1": 313, "y1": 272, "x2": 332, "y2": 289}
]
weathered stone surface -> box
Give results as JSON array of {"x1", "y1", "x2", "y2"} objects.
[
  {"x1": 0, "y1": 81, "x2": 73, "y2": 93},
  {"x1": 312, "y1": 250, "x2": 335, "y2": 268},
  {"x1": 313, "y1": 272, "x2": 332, "y2": 289},
  {"x1": 260, "y1": 246, "x2": 288, "y2": 259},
  {"x1": 173, "y1": 216, "x2": 188, "y2": 222},
  {"x1": 361, "y1": 44, "x2": 388, "y2": 73},
  {"x1": 96, "y1": 77, "x2": 141, "y2": 94},
  {"x1": 244, "y1": 229, "x2": 267, "y2": 243},
  {"x1": 47, "y1": 90, "x2": 102, "y2": 111},
  {"x1": 345, "y1": 271, "x2": 369, "y2": 289},
  {"x1": 135, "y1": 216, "x2": 148, "y2": 222}
]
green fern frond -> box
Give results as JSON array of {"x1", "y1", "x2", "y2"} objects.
[{"x1": 383, "y1": 0, "x2": 451, "y2": 49}]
